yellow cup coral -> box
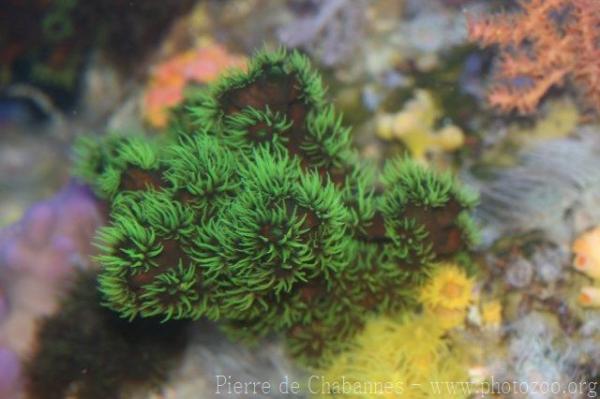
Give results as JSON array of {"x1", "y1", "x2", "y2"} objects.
[
  {"x1": 420, "y1": 264, "x2": 474, "y2": 310},
  {"x1": 419, "y1": 264, "x2": 474, "y2": 329},
  {"x1": 578, "y1": 286, "x2": 600, "y2": 307},
  {"x1": 311, "y1": 265, "x2": 477, "y2": 398},
  {"x1": 313, "y1": 314, "x2": 470, "y2": 399},
  {"x1": 572, "y1": 226, "x2": 600, "y2": 281},
  {"x1": 480, "y1": 300, "x2": 502, "y2": 329}
]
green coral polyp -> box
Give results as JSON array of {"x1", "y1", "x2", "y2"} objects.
[
  {"x1": 223, "y1": 107, "x2": 293, "y2": 153},
  {"x1": 163, "y1": 134, "x2": 238, "y2": 217},
  {"x1": 96, "y1": 190, "x2": 205, "y2": 320},
  {"x1": 301, "y1": 105, "x2": 355, "y2": 170},
  {"x1": 191, "y1": 48, "x2": 352, "y2": 178},
  {"x1": 138, "y1": 262, "x2": 198, "y2": 320},
  {"x1": 73, "y1": 134, "x2": 165, "y2": 199},
  {"x1": 230, "y1": 198, "x2": 317, "y2": 291},
  {"x1": 237, "y1": 148, "x2": 301, "y2": 201},
  {"x1": 75, "y1": 48, "x2": 479, "y2": 365},
  {"x1": 193, "y1": 48, "x2": 324, "y2": 130}
]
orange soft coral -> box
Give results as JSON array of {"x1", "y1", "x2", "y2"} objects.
[
  {"x1": 468, "y1": 0, "x2": 600, "y2": 114},
  {"x1": 143, "y1": 43, "x2": 246, "y2": 128}
]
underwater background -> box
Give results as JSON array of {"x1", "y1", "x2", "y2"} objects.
[{"x1": 2, "y1": 0, "x2": 600, "y2": 398}]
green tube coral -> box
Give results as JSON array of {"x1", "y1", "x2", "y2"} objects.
[
  {"x1": 73, "y1": 133, "x2": 166, "y2": 199},
  {"x1": 74, "y1": 48, "x2": 479, "y2": 365}
]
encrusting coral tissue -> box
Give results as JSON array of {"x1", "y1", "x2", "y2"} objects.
[{"x1": 73, "y1": 48, "x2": 479, "y2": 365}]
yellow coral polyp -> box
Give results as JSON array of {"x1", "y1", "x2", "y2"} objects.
[
  {"x1": 480, "y1": 300, "x2": 502, "y2": 328},
  {"x1": 429, "y1": 305, "x2": 468, "y2": 331},
  {"x1": 572, "y1": 226, "x2": 600, "y2": 281},
  {"x1": 420, "y1": 264, "x2": 474, "y2": 311},
  {"x1": 354, "y1": 315, "x2": 446, "y2": 372},
  {"x1": 578, "y1": 287, "x2": 600, "y2": 307},
  {"x1": 313, "y1": 315, "x2": 470, "y2": 399}
]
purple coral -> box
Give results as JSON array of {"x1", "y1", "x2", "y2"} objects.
[
  {"x1": 0, "y1": 181, "x2": 104, "y2": 282},
  {"x1": 0, "y1": 180, "x2": 104, "y2": 397},
  {"x1": 0, "y1": 347, "x2": 22, "y2": 399}
]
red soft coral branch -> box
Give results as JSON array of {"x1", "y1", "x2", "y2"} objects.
[
  {"x1": 468, "y1": 0, "x2": 600, "y2": 114},
  {"x1": 572, "y1": 0, "x2": 600, "y2": 54},
  {"x1": 488, "y1": 68, "x2": 569, "y2": 113},
  {"x1": 467, "y1": 14, "x2": 517, "y2": 46}
]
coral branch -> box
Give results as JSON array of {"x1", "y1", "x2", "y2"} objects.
[{"x1": 468, "y1": 0, "x2": 600, "y2": 114}]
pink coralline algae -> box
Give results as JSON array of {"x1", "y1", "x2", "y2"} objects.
[{"x1": 0, "y1": 180, "x2": 105, "y2": 398}]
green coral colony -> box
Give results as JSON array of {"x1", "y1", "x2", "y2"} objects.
[{"x1": 74, "y1": 49, "x2": 479, "y2": 364}]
